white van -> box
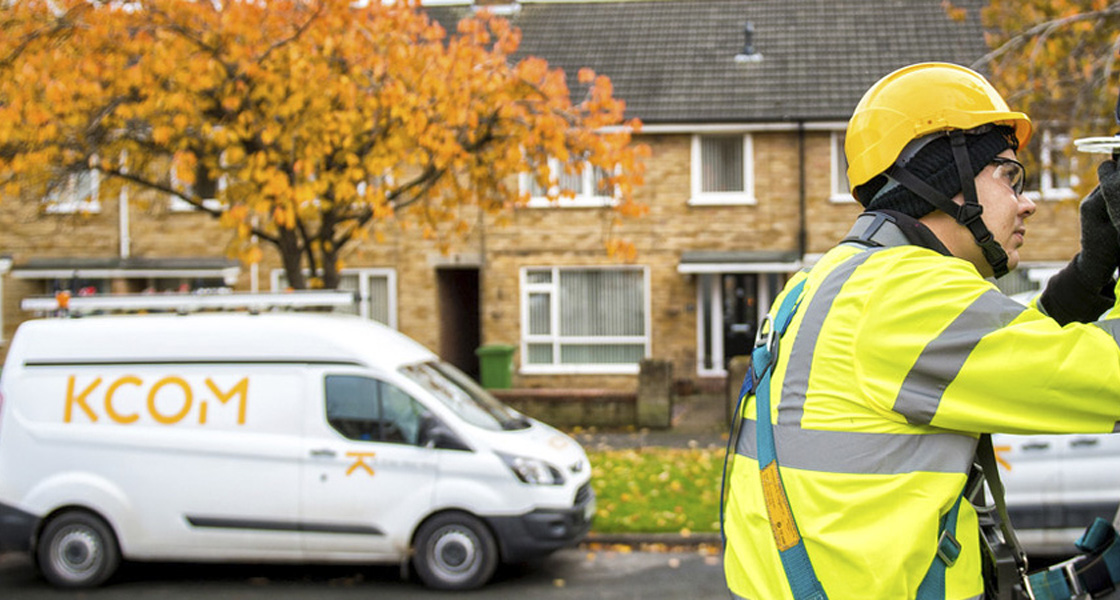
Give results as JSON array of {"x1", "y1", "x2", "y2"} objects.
[
  {"x1": 0, "y1": 313, "x2": 594, "y2": 590},
  {"x1": 995, "y1": 432, "x2": 1120, "y2": 556}
]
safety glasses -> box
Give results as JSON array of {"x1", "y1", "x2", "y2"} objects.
[{"x1": 989, "y1": 157, "x2": 1026, "y2": 196}]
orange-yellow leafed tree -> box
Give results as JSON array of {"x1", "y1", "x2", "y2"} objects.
[
  {"x1": 0, "y1": 0, "x2": 647, "y2": 289},
  {"x1": 957, "y1": 0, "x2": 1120, "y2": 195}
]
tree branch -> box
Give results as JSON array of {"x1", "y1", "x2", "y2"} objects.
[{"x1": 970, "y1": 7, "x2": 1120, "y2": 71}]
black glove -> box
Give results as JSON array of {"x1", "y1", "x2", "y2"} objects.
[
  {"x1": 1098, "y1": 159, "x2": 1120, "y2": 228},
  {"x1": 1039, "y1": 186, "x2": 1118, "y2": 325}
]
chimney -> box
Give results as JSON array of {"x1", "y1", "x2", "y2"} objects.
[{"x1": 735, "y1": 21, "x2": 763, "y2": 63}]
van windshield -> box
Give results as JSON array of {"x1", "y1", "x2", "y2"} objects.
[{"x1": 399, "y1": 361, "x2": 530, "y2": 432}]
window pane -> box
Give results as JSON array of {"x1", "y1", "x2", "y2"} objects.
[
  {"x1": 527, "y1": 343, "x2": 553, "y2": 364},
  {"x1": 560, "y1": 344, "x2": 646, "y2": 364},
  {"x1": 367, "y1": 276, "x2": 390, "y2": 324},
  {"x1": 701, "y1": 136, "x2": 743, "y2": 192},
  {"x1": 74, "y1": 171, "x2": 97, "y2": 200},
  {"x1": 324, "y1": 375, "x2": 381, "y2": 442},
  {"x1": 559, "y1": 166, "x2": 583, "y2": 195},
  {"x1": 591, "y1": 166, "x2": 611, "y2": 197},
  {"x1": 379, "y1": 384, "x2": 424, "y2": 445},
  {"x1": 528, "y1": 173, "x2": 549, "y2": 197},
  {"x1": 528, "y1": 292, "x2": 550, "y2": 335},
  {"x1": 526, "y1": 270, "x2": 552, "y2": 284},
  {"x1": 335, "y1": 274, "x2": 360, "y2": 316},
  {"x1": 1050, "y1": 133, "x2": 1074, "y2": 189},
  {"x1": 558, "y1": 270, "x2": 644, "y2": 336}
]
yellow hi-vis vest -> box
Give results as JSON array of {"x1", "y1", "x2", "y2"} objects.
[{"x1": 723, "y1": 219, "x2": 1120, "y2": 600}]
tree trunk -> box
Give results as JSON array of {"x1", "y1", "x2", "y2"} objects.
[{"x1": 277, "y1": 228, "x2": 306, "y2": 289}]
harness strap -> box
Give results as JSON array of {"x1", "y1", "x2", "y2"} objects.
[
  {"x1": 751, "y1": 278, "x2": 827, "y2": 600},
  {"x1": 975, "y1": 434, "x2": 1030, "y2": 600},
  {"x1": 916, "y1": 493, "x2": 965, "y2": 600},
  {"x1": 841, "y1": 212, "x2": 910, "y2": 248},
  {"x1": 1027, "y1": 518, "x2": 1120, "y2": 599}
]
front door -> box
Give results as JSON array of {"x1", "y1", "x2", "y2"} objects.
[
  {"x1": 721, "y1": 274, "x2": 759, "y2": 364},
  {"x1": 697, "y1": 271, "x2": 786, "y2": 377},
  {"x1": 301, "y1": 372, "x2": 439, "y2": 557}
]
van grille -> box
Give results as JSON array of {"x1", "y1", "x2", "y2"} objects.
[{"x1": 574, "y1": 483, "x2": 592, "y2": 507}]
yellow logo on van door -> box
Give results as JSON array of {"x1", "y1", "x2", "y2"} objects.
[{"x1": 63, "y1": 375, "x2": 249, "y2": 426}]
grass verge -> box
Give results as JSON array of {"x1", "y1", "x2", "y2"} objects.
[{"x1": 587, "y1": 446, "x2": 724, "y2": 534}]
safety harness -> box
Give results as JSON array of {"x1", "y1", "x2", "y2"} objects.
[
  {"x1": 843, "y1": 214, "x2": 1120, "y2": 599},
  {"x1": 723, "y1": 272, "x2": 964, "y2": 600},
  {"x1": 722, "y1": 212, "x2": 1120, "y2": 599}
]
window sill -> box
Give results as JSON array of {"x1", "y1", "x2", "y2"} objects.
[
  {"x1": 170, "y1": 198, "x2": 226, "y2": 212},
  {"x1": 828, "y1": 194, "x2": 857, "y2": 204},
  {"x1": 520, "y1": 364, "x2": 641, "y2": 376},
  {"x1": 524, "y1": 196, "x2": 616, "y2": 209},
  {"x1": 688, "y1": 195, "x2": 757, "y2": 207},
  {"x1": 43, "y1": 201, "x2": 103, "y2": 215}
]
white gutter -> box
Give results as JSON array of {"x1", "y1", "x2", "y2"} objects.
[
  {"x1": 677, "y1": 261, "x2": 801, "y2": 275},
  {"x1": 599, "y1": 121, "x2": 850, "y2": 134}
]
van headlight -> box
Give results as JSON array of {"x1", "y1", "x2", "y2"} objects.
[{"x1": 498, "y1": 453, "x2": 565, "y2": 485}]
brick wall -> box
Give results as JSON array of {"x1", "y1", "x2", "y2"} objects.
[{"x1": 0, "y1": 129, "x2": 1084, "y2": 386}]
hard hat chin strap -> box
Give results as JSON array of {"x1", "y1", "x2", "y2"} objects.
[{"x1": 884, "y1": 130, "x2": 1010, "y2": 278}]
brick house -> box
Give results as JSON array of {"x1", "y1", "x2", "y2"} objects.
[{"x1": 0, "y1": 0, "x2": 1081, "y2": 396}]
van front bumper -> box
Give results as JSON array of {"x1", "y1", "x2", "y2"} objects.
[
  {"x1": 487, "y1": 484, "x2": 595, "y2": 561},
  {"x1": 0, "y1": 501, "x2": 38, "y2": 553}
]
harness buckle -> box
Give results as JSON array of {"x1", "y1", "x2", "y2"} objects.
[
  {"x1": 937, "y1": 529, "x2": 962, "y2": 568},
  {"x1": 1024, "y1": 556, "x2": 1087, "y2": 600},
  {"x1": 752, "y1": 315, "x2": 778, "y2": 378}
]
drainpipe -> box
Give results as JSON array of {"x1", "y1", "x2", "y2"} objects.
[
  {"x1": 797, "y1": 121, "x2": 807, "y2": 261},
  {"x1": 118, "y1": 151, "x2": 131, "y2": 259},
  {"x1": 250, "y1": 215, "x2": 259, "y2": 292}
]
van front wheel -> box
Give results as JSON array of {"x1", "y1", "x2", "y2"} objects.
[
  {"x1": 37, "y1": 510, "x2": 120, "y2": 588},
  {"x1": 413, "y1": 512, "x2": 498, "y2": 590}
]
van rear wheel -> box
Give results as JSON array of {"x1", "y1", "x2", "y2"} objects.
[
  {"x1": 413, "y1": 512, "x2": 498, "y2": 590},
  {"x1": 37, "y1": 510, "x2": 120, "y2": 588}
]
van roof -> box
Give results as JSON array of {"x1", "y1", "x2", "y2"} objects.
[{"x1": 8, "y1": 313, "x2": 435, "y2": 368}]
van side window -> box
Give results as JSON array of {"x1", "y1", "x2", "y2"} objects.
[{"x1": 324, "y1": 375, "x2": 429, "y2": 446}]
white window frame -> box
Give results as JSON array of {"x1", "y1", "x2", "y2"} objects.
[
  {"x1": 43, "y1": 168, "x2": 101, "y2": 214},
  {"x1": 520, "y1": 159, "x2": 617, "y2": 208},
  {"x1": 1026, "y1": 129, "x2": 1079, "y2": 202},
  {"x1": 519, "y1": 265, "x2": 651, "y2": 375},
  {"x1": 829, "y1": 130, "x2": 855, "y2": 203},
  {"x1": 270, "y1": 267, "x2": 397, "y2": 328},
  {"x1": 689, "y1": 133, "x2": 756, "y2": 206}
]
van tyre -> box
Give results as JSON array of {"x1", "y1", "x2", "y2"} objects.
[
  {"x1": 413, "y1": 512, "x2": 498, "y2": 590},
  {"x1": 37, "y1": 510, "x2": 120, "y2": 588}
]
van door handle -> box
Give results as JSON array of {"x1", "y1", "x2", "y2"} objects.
[
  {"x1": 310, "y1": 448, "x2": 337, "y2": 458},
  {"x1": 1071, "y1": 438, "x2": 1100, "y2": 448},
  {"x1": 1022, "y1": 442, "x2": 1050, "y2": 451}
]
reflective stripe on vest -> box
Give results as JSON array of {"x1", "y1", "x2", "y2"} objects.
[
  {"x1": 1093, "y1": 318, "x2": 1120, "y2": 345},
  {"x1": 894, "y1": 289, "x2": 1026, "y2": 425}
]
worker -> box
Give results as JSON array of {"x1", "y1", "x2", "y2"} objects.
[{"x1": 721, "y1": 62, "x2": 1120, "y2": 600}]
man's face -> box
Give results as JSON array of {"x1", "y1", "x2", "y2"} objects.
[{"x1": 961, "y1": 149, "x2": 1036, "y2": 276}]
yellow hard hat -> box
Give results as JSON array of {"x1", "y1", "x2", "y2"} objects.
[{"x1": 845, "y1": 62, "x2": 1032, "y2": 194}]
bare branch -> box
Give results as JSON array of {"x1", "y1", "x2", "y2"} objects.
[{"x1": 970, "y1": 6, "x2": 1120, "y2": 71}]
